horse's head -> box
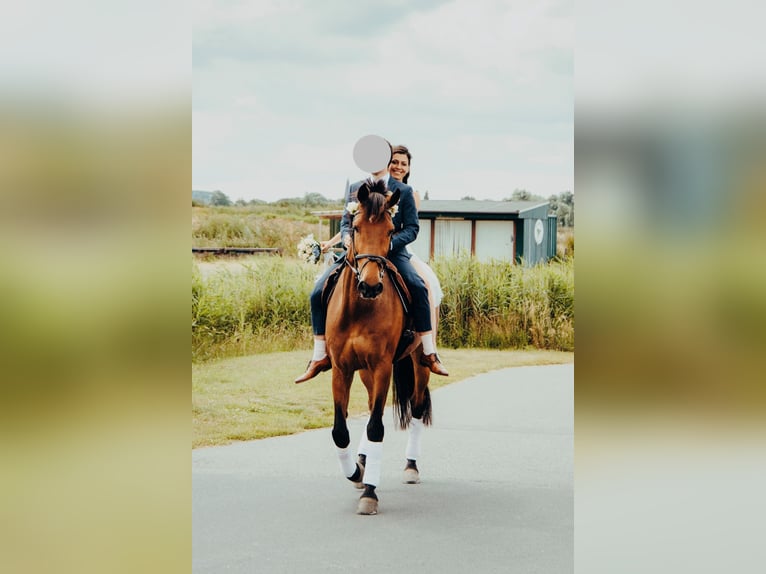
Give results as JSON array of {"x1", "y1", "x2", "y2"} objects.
[{"x1": 348, "y1": 179, "x2": 401, "y2": 299}]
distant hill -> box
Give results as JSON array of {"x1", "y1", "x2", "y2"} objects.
[{"x1": 192, "y1": 190, "x2": 214, "y2": 204}]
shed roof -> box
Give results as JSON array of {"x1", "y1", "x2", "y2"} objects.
[
  {"x1": 312, "y1": 200, "x2": 549, "y2": 220},
  {"x1": 418, "y1": 200, "x2": 549, "y2": 218}
]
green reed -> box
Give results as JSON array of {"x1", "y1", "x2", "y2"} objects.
[
  {"x1": 432, "y1": 256, "x2": 573, "y2": 351},
  {"x1": 192, "y1": 255, "x2": 574, "y2": 362},
  {"x1": 192, "y1": 257, "x2": 318, "y2": 361}
]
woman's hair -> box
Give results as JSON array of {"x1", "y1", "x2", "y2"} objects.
[{"x1": 390, "y1": 145, "x2": 412, "y2": 184}]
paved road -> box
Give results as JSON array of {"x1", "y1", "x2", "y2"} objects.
[{"x1": 193, "y1": 363, "x2": 573, "y2": 573}]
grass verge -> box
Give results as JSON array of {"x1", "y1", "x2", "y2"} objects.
[{"x1": 192, "y1": 348, "x2": 573, "y2": 448}]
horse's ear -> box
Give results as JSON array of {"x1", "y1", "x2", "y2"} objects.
[
  {"x1": 387, "y1": 188, "x2": 401, "y2": 209},
  {"x1": 357, "y1": 181, "x2": 371, "y2": 204}
]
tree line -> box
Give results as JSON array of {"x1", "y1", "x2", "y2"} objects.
[
  {"x1": 459, "y1": 189, "x2": 574, "y2": 227},
  {"x1": 194, "y1": 191, "x2": 343, "y2": 208},
  {"x1": 196, "y1": 188, "x2": 574, "y2": 227}
]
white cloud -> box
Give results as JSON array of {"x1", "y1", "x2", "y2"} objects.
[
  {"x1": 193, "y1": 0, "x2": 297, "y2": 32},
  {"x1": 193, "y1": 0, "x2": 573, "y2": 202}
]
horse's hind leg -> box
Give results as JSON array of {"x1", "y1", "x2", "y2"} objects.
[
  {"x1": 403, "y1": 417, "x2": 423, "y2": 484},
  {"x1": 403, "y1": 361, "x2": 432, "y2": 485},
  {"x1": 331, "y1": 369, "x2": 363, "y2": 488}
]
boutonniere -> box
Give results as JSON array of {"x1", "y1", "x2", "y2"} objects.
[
  {"x1": 388, "y1": 204, "x2": 399, "y2": 217},
  {"x1": 345, "y1": 201, "x2": 359, "y2": 215}
]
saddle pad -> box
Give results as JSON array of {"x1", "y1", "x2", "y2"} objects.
[{"x1": 320, "y1": 263, "x2": 345, "y2": 310}]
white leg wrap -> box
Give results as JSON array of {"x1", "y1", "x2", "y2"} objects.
[
  {"x1": 363, "y1": 441, "x2": 383, "y2": 487},
  {"x1": 405, "y1": 417, "x2": 424, "y2": 461},
  {"x1": 356, "y1": 416, "x2": 370, "y2": 456},
  {"x1": 336, "y1": 445, "x2": 357, "y2": 478}
]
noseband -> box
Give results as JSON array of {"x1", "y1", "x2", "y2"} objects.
[{"x1": 346, "y1": 225, "x2": 391, "y2": 287}]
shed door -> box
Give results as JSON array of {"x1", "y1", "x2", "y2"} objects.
[
  {"x1": 474, "y1": 220, "x2": 515, "y2": 262},
  {"x1": 434, "y1": 219, "x2": 472, "y2": 258}
]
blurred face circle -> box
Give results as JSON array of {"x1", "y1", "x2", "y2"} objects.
[
  {"x1": 388, "y1": 153, "x2": 410, "y2": 181},
  {"x1": 353, "y1": 134, "x2": 391, "y2": 173}
]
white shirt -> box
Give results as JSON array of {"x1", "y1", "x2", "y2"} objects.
[{"x1": 372, "y1": 172, "x2": 390, "y2": 186}]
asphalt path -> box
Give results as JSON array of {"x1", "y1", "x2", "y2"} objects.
[{"x1": 193, "y1": 363, "x2": 573, "y2": 573}]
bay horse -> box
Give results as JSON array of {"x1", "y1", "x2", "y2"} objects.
[{"x1": 325, "y1": 179, "x2": 432, "y2": 515}]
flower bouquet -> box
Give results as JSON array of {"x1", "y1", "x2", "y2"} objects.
[{"x1": 297, "y1": 234, "x2": 321, "y2": 264}]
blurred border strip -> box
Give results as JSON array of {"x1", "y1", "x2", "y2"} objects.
[
  {"x1": 0, "y1": 2, "x2": 190, "y2": 573},
  {"x1": 576, "y1": 1, "x2": 766, "y2": 572}
]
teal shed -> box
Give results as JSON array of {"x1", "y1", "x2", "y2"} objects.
[
  {"x1": 316, "y1": 199, "x2": 557, "y2": 265},
  {"x1": 412, "y1": 200, "x2": 556, "y2": 265}
]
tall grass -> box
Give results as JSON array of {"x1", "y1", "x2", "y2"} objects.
[
  {"x1": 192, "y1": 206, "x2": 334, "y2": 255},
  {"x1": 192, "y1": 257, "x2": 318, "y2": 361},
  {"x1": 433, "y1": 256, "x2": 573, "y2": 351},
  {"x1": 193, "y1": 255, "x2": 574, "y2": 362},
  {"x1": 557, "y1": 228, "x2": 574, "y2": 259}
]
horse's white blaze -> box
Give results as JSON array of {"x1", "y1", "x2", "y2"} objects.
[
  {"x1": 405, "y1": 417, "x2": 424, "y2": 460},
  {"x1": 363, "y1": 441, "x2": 383, "y2": 487},
  {"x1": 336, "y1": 445, "x2": 357, "y2": 477}
]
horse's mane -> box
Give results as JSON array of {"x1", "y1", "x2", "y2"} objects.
[{"x1": 358, "y1": 179, "x2": 389, "y2": 222}]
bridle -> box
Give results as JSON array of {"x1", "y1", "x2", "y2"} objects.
[
  {"x1": 343, "y1": 207, "x2": 410, "y2": 313},
  {"x1": 345, "y1": 212, "x2": 393, "y2": 286}
]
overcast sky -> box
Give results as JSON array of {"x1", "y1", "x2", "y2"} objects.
[{"x1": 193, "y1": 0, "x2": 572, "y2": 202}]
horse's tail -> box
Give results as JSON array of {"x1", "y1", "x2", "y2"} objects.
[
  {"x1": 392, "y1": 355, "x2": 414, "y2": 429},
  {"x1": 417, "y1": 385, "x2": 433, "y2": 427}
]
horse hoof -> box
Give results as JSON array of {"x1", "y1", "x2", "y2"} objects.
[
  {"x1": 357, "y1": 497, "x2": 378, "y2": 515},
  {"x1": 403, "y1": 468, "x2": 421, "y2": 484}
]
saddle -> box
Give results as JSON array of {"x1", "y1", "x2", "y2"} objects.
[{"x1": 321, "y1": 258, "x2": 418, "y2": 363}]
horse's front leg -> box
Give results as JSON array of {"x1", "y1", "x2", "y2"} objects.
[
  {"x1": 331, "y1": 368, "x2": 363, "y2": 488},
  {"x1": 356, "y1": 365, "x2": 392, "y2": 515}
]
